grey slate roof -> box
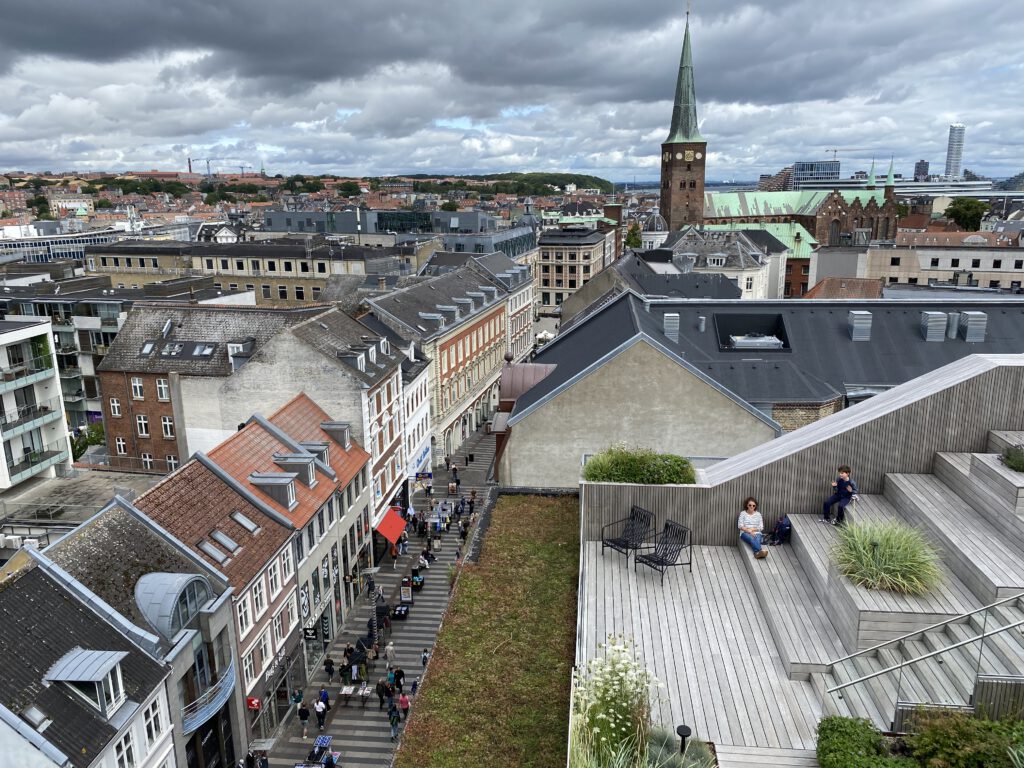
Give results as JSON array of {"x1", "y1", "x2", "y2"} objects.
[
  {"x1": 357, "y1": 314, "x2": 432, "y2": 385},
  {"x1": 0, "y1": 564, "x2": 167, "y2": 768},
  {"x1": 46, "y1": 503, "x2": 211, "y2": 644},
  {"x1": 538, "y1": 227, "x2": 605, "y2": 246},
  {"x1": 368, "y1": 268, "x2": 508, "y2": 341},
  {"x1": 512, "y1": 291, "x2": 1024, "y2": 420},
  {"x1": 290, "y1": 307, "x2": 405, "y2": 386},
  {"x1": 660, "y1": 227, "x2": 769, "y2": 267},
  {"x1": 97, "y1": 303, "x2": 326, "y2": 375}
]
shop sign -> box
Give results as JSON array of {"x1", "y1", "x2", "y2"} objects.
[
  {"x1": 321, "y1": 556, "x2": 330, "y2": 587},
  {"x1": 320, "y1": 611, "x2": 331, "y2": 640},
  {"x1": 299, "y1": 583, "x2": 310, "y2": 620},
  {"x1": 246, "y1": 696, "x2": 262, "y2": 710},
  {"x1": 264, "y1": 649, "x2": 289, "y2": 683},
  {"x1": 303, "y1": 627, "x2": 317, "y2": 640}
]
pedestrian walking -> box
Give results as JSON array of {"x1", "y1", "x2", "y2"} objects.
[
  {"x1": 291, "y1": 687, "x2": 304, "y2": 706},
  {"x1": 421, "y1": 648, "x2": 430, "y2": 668},
  {"x1": 464, "y1": 454, "x2": 470, "y2": 467},
  {"x1": 318, "y1": 686, "x2": 330, "y2": 706},
  {"x1": 399, "y1": 691, "x2": 411, "y2": 720},
  {"x1": 323, "y1": 656, "x2": 335, "y2": 683},
  {"x1": 394, "y1": 666, "x2": 405, "y2": 693},
  {"x1": 451, "y1": 466, "x2": 458, "y2": 481},
  {"x1": 313, "y1": 699, "x2": 327, "y2": 730},
  {"x1": 389, "y1": 706, "x2": 402, "y2": 741},
  {"x1": 375, "y1": 677, "x2": 387, "y2": 710},
  {"x1": 384, "y1": 640, "x2": 396, "y2": 665},
  {"x1": 468, "y1": 497, "x2": 475, "y2": 516},
  {"x1": 444, "y1": 455, "x2": 451, "y2": 471},
  {"x1": 298, "y1": 702, "x2": 310, "y2": 738},
  {"x1": 410, "y1": 678, "x2": 419, "y2": 696},
  {"x1": 390, "y1": 541, "x2": 399, "y2": 569},
  {"x1": 399, "y1": 530, "x2": 409, "y2": 555}
]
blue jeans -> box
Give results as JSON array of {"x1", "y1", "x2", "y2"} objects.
[
  {"x1": 823, "y1": 493, "x2": 851, "y2": 522},
  {"x1": 740, "y1": 531, "x2": 762, "y2": 553}
]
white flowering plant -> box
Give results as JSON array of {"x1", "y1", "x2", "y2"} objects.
[{"x1": 571, "y1": 636, "x2": 662, "y2": 762}]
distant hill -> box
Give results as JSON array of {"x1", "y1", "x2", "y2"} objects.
[{"x1": 390, "y1": 172, "x2": 612, "y2": 195}]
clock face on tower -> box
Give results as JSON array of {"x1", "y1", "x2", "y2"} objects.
[
  {"x1": 695, "y1": 152, "x2": 703, "y2": 159},
  {"x1": 684, "y1": 150, "x2": 694, "y2": 161}
]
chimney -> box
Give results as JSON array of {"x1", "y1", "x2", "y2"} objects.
[
  {"x1": 378, "y1": 276, "x2": 387, "y2": 290},
  {"x1": 848, "y1": 310, "x2": 872, "y2": 341},
  {"x1": 663, "y1": 313, "x2": 680, "y2": 343},
  {"x1": 697, "y1": 316, "x2": 706, "y2": 333}
]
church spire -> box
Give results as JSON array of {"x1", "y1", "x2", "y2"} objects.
[
  {"x1": 885, "y1": 157, "x2": 895, "y2": 187},
  {"x1": 866, "y1": 159, "x2": 877, "y2": 190},
  {"x1": 665, "y1": 14, "x2": 703, "y2": 144}
]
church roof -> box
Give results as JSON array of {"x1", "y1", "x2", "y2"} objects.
[
  {"x1": 703, "y1": 189, "x2": 888, "y2": 219},
  {"x1": 665, "y1": 18, "x2": 703, "y2": 143}
]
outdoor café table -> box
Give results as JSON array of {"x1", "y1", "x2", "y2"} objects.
[{"x1": 339, "y1": 685, "x2": 356, "y2": 706}]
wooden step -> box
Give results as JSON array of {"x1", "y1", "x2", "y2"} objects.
[
  {"x1": 885, "y1": 473, "x2": 1024, "y2": 603},
  {"x1": 988, "y1": 430, "x2": 1024, "y2": 455},
  {"x1": 715, "y1": 744, "x2": 820, "y2": 767},
  {"x1": 933, "y1": 452, "x2": 1024, "y2": 539},
  {"x1": 969, "y1": 453, "x2": 1024, "y2": 516},
  {"x1": 738, "y1": 539, "x2": 846, "y2": 679}
]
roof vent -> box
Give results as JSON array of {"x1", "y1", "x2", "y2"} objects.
[
  {"x1": 663, "y1": 312, "x2": 680, "y2": 343},
  {"x1": 161, "y1": 319, "x2": 173, "y2": 339},
  {"x1": 848, "y1": 310, "x2": 872, "y2": 341},
  {"x1": 959, "y1": 310, "x2": 987, "y2": 342},
  {"x1": 320, "y1": 421, "x2": 352, "y2": 449},
  {"x1": 946, "y1": 311, "x2": 960, "y2": 339},
  {"x1": 920, "y1": 311, "x2": 946, "y2": 342}
]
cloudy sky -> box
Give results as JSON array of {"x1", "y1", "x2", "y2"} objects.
[{"x1": 1, "y1": 0, "x2": 1021, "y2": 182}]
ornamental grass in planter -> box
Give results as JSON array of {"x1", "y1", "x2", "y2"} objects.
[
  {"x1": 583, "y1": 445, "x2": 695, "y2": 485},
  {"x1": 832, "y1": 520, "x2": 942, "y2": 596},
  {"x1": 1002, "y1": 444, "x2": 1024, "y2": 473}
]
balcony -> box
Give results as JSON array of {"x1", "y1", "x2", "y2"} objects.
[
  {"x1": 181, "y1": 659, "x2": 236, "y2": 735},
  {"x1": 5, "y1": 439, "x2": 70, "y2": 485},
  {"x1": 58, "y1": 366, "x2": 82, "y2": 379},
  {"x1": 48, "y1": 316, "x2": 74, "y2": 329},
  {"x1": 0, "y1": 355, "x2": 55, "y2": 395},
  {"x1": 0, "y1": 398, "x2": 63, "y2": 439},
  {"x1": 100, "y1": 317, "x2": 120, "y2": 330}
]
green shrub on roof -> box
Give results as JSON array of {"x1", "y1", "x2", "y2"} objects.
[{"x1": 583, "y1": 445, "x2": 695, "y2": 485}]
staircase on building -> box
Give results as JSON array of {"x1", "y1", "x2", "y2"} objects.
[{"x1": 740, "y1": 429, "x2": 1024, "y2": 732}]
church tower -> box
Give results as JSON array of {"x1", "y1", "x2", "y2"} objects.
[{"x1": 661, "y1": 14, "x2": 707, "y2": 230}]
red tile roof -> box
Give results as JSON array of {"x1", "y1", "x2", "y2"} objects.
[
  {"x1": 803, "y1": 277, "x2": 885, "y2": 299},
  {"x1": 267, "y1": 392, "x2": 369, "y2": 490},
  {"x1": 132, "y1": 459, "x2": 290, "y2": 589}
]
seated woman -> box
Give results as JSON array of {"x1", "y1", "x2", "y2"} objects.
[{"x1": 738, "y1": 497, "x2": 768, "y2": 559}]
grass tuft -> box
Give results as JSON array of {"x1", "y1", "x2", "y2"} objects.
[
  {"x1": 832, "y1": 520, "x2": 942, "y2": 596},
  {"x1": 583, "y1": 445, "x2": 695, "y2": 485},
  {"x1": 1003, "y1": 444, "x2": 1024, "y2": 473}
]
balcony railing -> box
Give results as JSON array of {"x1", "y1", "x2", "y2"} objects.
[
  {"x1": 181, "y1": 659, "x2": 236, "y2": 735},
  {"x1": 0, "y1": 397, "x2": 63, "y2": 436},
  {"x1": 0, "y1": 354, "x2": 55, "y2": 393},
  {"x1": 58, "y1": 366, "x2": 82, "y2": 379},
  {"x1": 6, "y1": 439, "x2": 70, "y2": 484}
]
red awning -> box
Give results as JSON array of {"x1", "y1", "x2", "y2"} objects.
[{"x1": 374, "y1": 508, "x2": 406, "y2": 545}]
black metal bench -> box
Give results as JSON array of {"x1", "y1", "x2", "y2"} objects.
[
  {"x1": 601, "y1": 504, "x2": 655, "y2": 561},
  {"x1": 635, "y1": 520, "x2": 692, "y2": 584}
]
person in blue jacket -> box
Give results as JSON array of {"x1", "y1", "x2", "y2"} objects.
[{"x1": 821, "y1": 465, "x2": 858, "y2": 526}]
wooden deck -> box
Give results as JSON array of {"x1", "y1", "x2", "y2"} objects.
[
  {"x1": 582, "y1": 542, "x2": 823, "y2": 751},
  {"x1": 715, "y1": 745, "x2": 820, "y2": 767}
]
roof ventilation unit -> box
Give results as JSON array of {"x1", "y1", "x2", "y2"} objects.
[
  {"x1": 946, "y1": 312, "x2": 960, "y2": 339},
  {"x1": 848, "y1": 311, "x2": 872, "y2": 341},
  {"x1": 663, "y1": 313, "x2": 680, "y2": 343},
  {"x1": 920, "y1": 311, "x2": 946, "y2": 342},
  {"x1": 959, "y1": 310, "x2": 987, "y2": 342}
]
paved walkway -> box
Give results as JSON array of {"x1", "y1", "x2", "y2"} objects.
[{"x1": 268, "y1": 430, "x2": 495, "y2": 767}]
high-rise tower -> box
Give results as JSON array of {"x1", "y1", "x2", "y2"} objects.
[
  {"x1": 660, "y1": 14, "x2": 706, "y2": 231},
  {"x1": 944, "y1": 123, "x2": 966, "y2": 179}
]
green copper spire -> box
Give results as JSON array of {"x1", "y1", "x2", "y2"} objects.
[
  {"x1": 665, "y1": 15, "x2": 703, "y2": 144},
  {"x1": 886, "y1": 157, "x2": 895, "y2": 187},
  {"x1": 867, "y1": 159, "x2": 877, "y2": 188}
]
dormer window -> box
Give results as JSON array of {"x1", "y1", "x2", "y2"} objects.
[
  {"x1": 357, "y1": 354, "x2": 365, "y2": 372},
  {"x1": 287, "y1": 481, "x2": 296, "y2": 506},
  {"x1": 45, "y1": 649, "x2": 127, "y2": 719},
  {"x1": 380, "y1": 339, "x2": 390, "y2": 356},
  {"x1": 249, "y1": 472, "x2": 299, "y2": 509},
  {"x1": 368, "y1": 346, "x2": 376, "y2": 364}
]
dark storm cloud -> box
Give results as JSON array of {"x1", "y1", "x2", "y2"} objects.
[{"x1": 0, "y1": 0, "x2": 1021, "y2": 179}]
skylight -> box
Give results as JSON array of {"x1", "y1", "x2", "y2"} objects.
[
  {"x1": 140, "y1": 342, "x2": 155, "y2": 355},
  {"x1": 162, "y1": 343, "x2": 184, "y2": 356},
  {"x1": 210, "y1": 530, "x2": 240, "y2": 553},
  {"x1": 192, "y1": 343, "x2": 216, "y2": 357},
  {"x1": 198, "y1": 540, "x2": 229, "y2": 564},
  {"x1": 231, "y1": 511, "x2": 260, "y2": 533}
]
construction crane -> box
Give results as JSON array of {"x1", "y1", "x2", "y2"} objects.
[
  {"x1": 238, "y1": 164, "x2": 253, "y2": 177},
  {"x1": 195, "y1": 158, "x2": 219, "y2": 182},
  {"x1": 825, "y1": 148, "x2": 870, "y2": 160}
]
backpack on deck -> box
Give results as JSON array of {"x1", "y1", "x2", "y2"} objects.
[{"x1": 769, "y1": 515, "x2": 792, "y2": 546}]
